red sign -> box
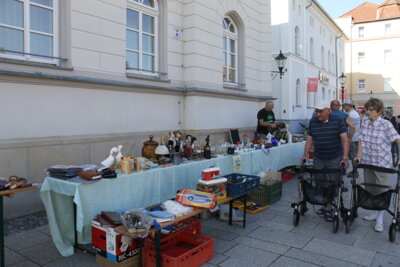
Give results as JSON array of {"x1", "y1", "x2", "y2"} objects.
[
  {"x1": 338, "y1": 88, "x2": 347, "y2": 100},
  {"x1": 307, "y1": 78, "x2": 318, "y2": 92}
]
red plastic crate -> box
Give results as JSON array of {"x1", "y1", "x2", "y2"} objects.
[
  {"x1": 165, "y1": 217, "x2": 201, "y2": 237},
  {"x1": 281, "y1": 171, "x2": 293, "y2": 183},
  {"x1": 143, "y1": 230, "x2": 214, "y2": 267}
]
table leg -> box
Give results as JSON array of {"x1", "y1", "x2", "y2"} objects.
[
  {"x1": 229, "y1": 200, "x2": 233, "y2": 225},
  {"x1": 156, "y1": 229, "x2": 161, "y2": 267},
  {"x1": 73, "y1": 203, "x2": 77, "y2": 248},
  {"x1": 0, "y1": 196, "x2": 4, "y2": 267},
  {"x1": 243, "y1": 194, "x2": 247, "y2": 228}
]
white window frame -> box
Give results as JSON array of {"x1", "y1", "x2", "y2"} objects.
[
  {"x1": 327, "y1": 51, "x2": 331, "y2": 72},
  {"x1": 384, "y1": 23, "x2": 391, "y2": 35},
  {"x1": 358, "y1": 79, "x2": 365, "y2": 92},
  {"x1": 296, "y1": 79, "x2": 301, "y2": 106},
  {"x1": 222, "y1": 17, "x2": 238, "y2": 85},
  {"x1": 358, "y1": 26, "x2": 364, "y2": 38},
  {"x1": 0, "y1": 0, "x2": 59, "y2": 64},
  {"x1": 384, "y1": 49, "x2": 392, "y2": 64},
  {"x1": 384, "y1": 78, "x2": 392, "y2": 92},
  {"x1": 358, "y1": 52, "x2": 365, "y2": 65},
  {"x1": 294, "y1": 26, "x2": 300, "y2": 56},
  {"x1": 126, "y1": 0, "x2": 159, "y2": 76}
]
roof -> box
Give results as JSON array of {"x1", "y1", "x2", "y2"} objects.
[{"x1": 339, "y1": 1, "x2": 400, "y2": 22}]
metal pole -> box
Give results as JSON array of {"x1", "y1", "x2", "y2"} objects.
[
  {"x1": 0, "y1": 196, "x2": 4, "y2": 267},
  {"x1": 341, "y1": 86, "x2": 344, "y2": 111}
]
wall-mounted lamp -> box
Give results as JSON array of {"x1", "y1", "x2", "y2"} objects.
[
  {"x1": 339, "y1": 72, "x2": 346, "y2": 111},
  {"x1": 271, "y1": 50, "x2": 287, "y2": 79}
]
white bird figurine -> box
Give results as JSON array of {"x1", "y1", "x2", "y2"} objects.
[
  {"x1": 101, "y1": 147, "x2": 118, "y2": 168},
  {"x1": 115, "y1": 145, "x2": 125, "y2": 168}
]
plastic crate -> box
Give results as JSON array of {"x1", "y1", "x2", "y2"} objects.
[
  {"x1": 143, "y1": 230, "x2": 214, "y2": 267},
  {"x1": 225, "y1": 173, "x2": 260, "y2": 197},
  {"x1": 248, "y1": 180, "x2": 282, "y2": 205},
  {"x1": 281, "y1": 171, "x2": 293, "y2": 183},
  {"x1": 164, "y1": 217, "x2": 201, "y2": 237}
]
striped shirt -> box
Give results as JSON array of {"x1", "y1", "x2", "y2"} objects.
[
  {"x1": 360, "y1": 116, "x2": 400, "y2": 168},
  {"x1": 309, "y1": 114, "x2": 347, "y2": 160}
]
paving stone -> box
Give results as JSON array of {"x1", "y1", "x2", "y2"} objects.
[
  {"x1": 35, "y1": 225, "x2": 52, "y2": 236},
  {"x1": 234, "y1": 236, "x2": 290, "y2": 255},
  {"x1": 200, "y1": 264, "x2": 216, "y2": 267},
  {"x1": 223, "y1": 244, "x2": 279, "y2": 266},
  {"x1": 5, "y1": 229, "x2": 51, "y2": 251},
  {"x1": 212, "y1": 237, "x2": 238, "y2": 254},
  {"x1": 9, "y1": 260, "x2": 40, "y2": 267},
  {"x1": 4, "y1": 247, "x2": 26, "y2": 266},
  {"x1": 304, "y1": 238, "x2": 375, "y2": 266},
  {"x1": 201, "y1": 225, "x2": 240, "y2": 241},
  {"x1": 371, "y1": 252, "x2": 400, "y2": 267},
  {"x1": 218, "y1": 257, "x2": 268, "y2": 267},
  {"x1": 248, "y1": 226, "x2": 312, "y2": 248},
  {"x1": 269, "y1": 256, "x2": 320, "y2": 267},
  {"x1": 43, "y1": 249, "x2": 97, "y2": 267},
  {"x1": 354, "y1": 230, "x2": 400, "y2": 257},
  {"x1": 270, "y1": 214, "x2": 318, "y2": 231},
  {"x1": 208, "y1": 252, "x2": 227, "y2": 265},
  {"x1": 201, "y1": 217, "x2": 260, "y2": 236},
  {"x1": 18, "y1": 240, "x2": 61, "y2": 265},
  {"x1": 284, "y1": 248, "x2": 358, "y2": 267}
]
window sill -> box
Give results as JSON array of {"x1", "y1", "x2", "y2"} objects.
[
  {"x1": 126, "y1": 73, "x2": 170, "y2": 83},
  {"x1": 295, "y1": 104, "x2": 302, "y2": 107},
  {"x1": 0, "y1": 57, "x2": 73, "y2": 71},
  {"x1": 223, "y1": 82, "x2": 246, "y2": 91}
]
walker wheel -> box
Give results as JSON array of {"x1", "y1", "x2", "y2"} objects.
[
  {"x1": 299, "y1": 204, "x2": 307, "y2": 216},
  {"x1": 333, "y1": 215, "x2": 339, "y2": 233},
  {"x1": 293, "y1": 210, "x2": 300, "y2": 227},
  {"x1": 389, "y1": 223, "x2": 397, "y2": 242}
]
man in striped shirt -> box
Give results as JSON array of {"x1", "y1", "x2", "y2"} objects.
[{"x1": 301, "y1": 103, "x2": 349, "y2": 221}]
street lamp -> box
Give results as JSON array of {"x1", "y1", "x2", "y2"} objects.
[
  {"x1": 339, "y1": 72, "x2": 346, "y2": 111},
  {"x1": 272, "y1": 50, "x2": 287, "y2": 79}
]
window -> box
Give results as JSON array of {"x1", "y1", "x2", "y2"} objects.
[
  {"x1": 292, "y1": 0, "x2": 295, "y2": 11},
  {"x1": 0, "y1": 0, "x2": 58, "y2": 64},
  {"x1": 327, "y1": 51, "x2": 331, "y2": 72},
  {"x1": 384, "y1": 78, "x2": 392, "y2": 92},
  {"x1": 310, "y1": 17, "x2": 314, "y2": 27},
  {"x1": 223, "y1": 17, "x2": 238, "y2": 84},
  {"x1": 358, "y1": 52, "x2": 365, "y2": 65},
  {"x1": 321, "y1": 46, "x2": 324, "y2": 69},
  {"x1": 126, "y1": 0, "x2": 158, "y2": 74},
  {"x1": 332, "y1": 54, "x2": 335, "y2": 73},
  {"x1": 322, "y1": 87, "x2": 326, "y2": 100},
  {"x1": 296, "y1": 79, "x2": 301, "y2": 105},
  {"x1": 358, "y1": 79, "x2": 365, "y2": 92},
  {"x1": 310, "y1": 38, "x2": 314, "y2": 63},
  {"x1": 358, "y1": 27, "x2": 364, "y2": 38},
  {"x1": 385, "y1": 23, "x2": 391, "y2": 35},
  {"x1": 384, "y1": 49, "x2": 392, "y2": 64},
  {"x1": 294, "y1": 26, "x2": 300, "y2": 56}
]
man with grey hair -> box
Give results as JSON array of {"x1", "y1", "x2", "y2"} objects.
[
  {"x1": 257, "y1": 100, "x2": 276, "y2": 135},
  {"x1": 384, "y1": 109, "x2": 398, "y2": 131}
]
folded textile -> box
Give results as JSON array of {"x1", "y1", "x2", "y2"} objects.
[{"x1": 77, "y1": 170, "x2": 102, "y2": 180}]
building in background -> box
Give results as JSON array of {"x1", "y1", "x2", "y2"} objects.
[
  {"x1": 0, "y1": 0, "x2": 273, "y2": 219},
  {"x1": 271, "y1": 0, "x2": 347, "y2": 131},
  {"x1": 336, "y1": 0, "x2": 400, "y2": 114}
]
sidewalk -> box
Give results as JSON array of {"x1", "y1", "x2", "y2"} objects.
[{"x1": 4, "y1": 172, "x2": 400, "y2": 266}]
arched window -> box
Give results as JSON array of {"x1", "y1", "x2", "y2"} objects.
[
  {"x1": 296, "y1": 79, "x2": 301, "y2": 105},
  {"x1": 310, "y1": 38, "x2": 314, "y2": 63},
  {"x1": 327, "y1": 51, "x2": 331, "y2": 72},
  {"x1": 126, "y1": 0, "x2": 158, "y2": 74},
  {"x1": 223, "y1": 17, "x2": 238, "y2": 83},
  {"x1": 321, "y1": 46, "x2": 324, "y2": 69},
  {"x1": 295, "y1": 26, "x2": 300, "y2": 56}
]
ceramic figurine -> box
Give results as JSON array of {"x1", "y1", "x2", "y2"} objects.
[
  {"x1": 115, "y1": 145, "x2": 125, "y2": 168},
  {"x1": 101, "y1": 147, "x2": 118, "y2": 168},
  {"x1": 142, "y1": 135, "x2": 159, "y2": 161}
]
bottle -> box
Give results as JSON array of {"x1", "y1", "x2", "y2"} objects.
[{"x1": 204, "y1": 135, "x2": 211, "y2": 159}]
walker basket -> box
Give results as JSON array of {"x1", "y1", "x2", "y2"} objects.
[
  {"x1": 356, "y1": 185, "x2": 392, "y2": 211},
  {"x1": 301, "y1": 180, "x2": 336, "y2": 206}
]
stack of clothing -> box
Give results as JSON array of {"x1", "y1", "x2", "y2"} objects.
[{"x1": 47, "y1": 165, "x2": 83, "y2": 179}]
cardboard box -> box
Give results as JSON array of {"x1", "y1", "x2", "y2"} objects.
[
  {"x1": 96, "y1": 254, "x2": 140, "y2": 267},
  {"x1": 91, "y1": 219, "x2": 141, "y2": 263},
  {"x1": 176, "y1": 188, "x2": 217, "y2": 209}
]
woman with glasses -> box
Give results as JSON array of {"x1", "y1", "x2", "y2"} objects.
[{"x1": 355, "y1": 98, "x2": 400, "y2": 232}]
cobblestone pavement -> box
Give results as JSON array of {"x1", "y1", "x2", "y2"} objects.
[{"x1": 4, "y1": 171, "x2": 400, "y2": 266}]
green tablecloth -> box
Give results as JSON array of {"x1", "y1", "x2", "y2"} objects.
[{"x1": 40, "y1": 142, "x2": 305, "y2": 256}]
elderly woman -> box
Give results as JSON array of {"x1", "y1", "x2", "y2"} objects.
[{"x1": 355, "y1": 98, "x2": 400, "y2": 232}]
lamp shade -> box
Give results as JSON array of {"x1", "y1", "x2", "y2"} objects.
[
  {"x1": 274, "y1": 50, "x2": 287, "y2": 69},
  {"x1": 155, "y1": 145, "x2": 169, "y2": 155},
  {"x1": 339, "y1": 73, "x2": 346, "y2": 87}
]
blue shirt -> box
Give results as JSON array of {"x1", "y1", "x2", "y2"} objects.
[
  {"x1": 309, "y1": 114, "x2": 347, "y2": 160},
  {"x1": 330, "y1": 110, "x2": 348, "y2": 122}
]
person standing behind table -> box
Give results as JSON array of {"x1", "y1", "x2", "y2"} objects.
[
  {"x1": 300, "y1": 104, "x2": 349, "y2": 222},
  {"x1": 256, "y1": 100, "x2": 276, "y2": 135},
  {"x1": 384, "y1": 109, "x2": 398, "y2": 133},
  {"x1": 354, "y1": 98, "x2": 400, "y2": 232},
  {"x1": 343, "y1": 100, "x2": 361, "y2": 178},
  {"x1": 330, "y1": 100, "x2": 355, "y2": 141}
]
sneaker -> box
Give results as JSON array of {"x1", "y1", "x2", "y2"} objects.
[
  {"x1": 363, "y1": 213, "x2": 378, "y2": 221},
  {"x1": 374, "y1": 222, "x2": 384, "y2": 232},
  {"x1": 324, "y1": 210, "x2": 334, "y2": 222},
  {"x1": 316, "y1": 207, "x2": 326, "y2": 215}
]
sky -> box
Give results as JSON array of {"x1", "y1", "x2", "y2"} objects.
[{"x1": 317, "y1": 0, "x2": 384, "y2": 18}]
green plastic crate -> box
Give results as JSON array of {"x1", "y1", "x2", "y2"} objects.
[{"x1": 248, "y1": 180, "x2": 282, "y2": 205}]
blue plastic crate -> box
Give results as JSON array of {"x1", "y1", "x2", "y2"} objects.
[{"x1": 225, "y1": 173, "x2": 260, "y2": 197}]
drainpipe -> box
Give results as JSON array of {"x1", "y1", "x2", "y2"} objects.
[{"x1": 335, "y1": 33, "x2": 342, "y2": 100}]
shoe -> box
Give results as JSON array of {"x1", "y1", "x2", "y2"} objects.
[
  {"x1": 374, "y1": 222, "x2": 384, "y2": 232},
  {"x1": 363, "y1": 213, "x2": 378, "y2": 221},
  {"x1": 324, "y1": 210, "x2": 334, "y2": 222},
  {"x1": 316, "y1": 207, "x2": 326, "y2": 215}
]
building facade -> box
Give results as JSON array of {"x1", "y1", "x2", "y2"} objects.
[
  {"x1": 271, "y1": 0, "x2": 347, "y2": 129},
  {"x1": 336, "y1": 0, "x2": 400, "y2": 114},
  {"x1": 0, "y1": 0, "x2": 273, "y2": 218}
]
